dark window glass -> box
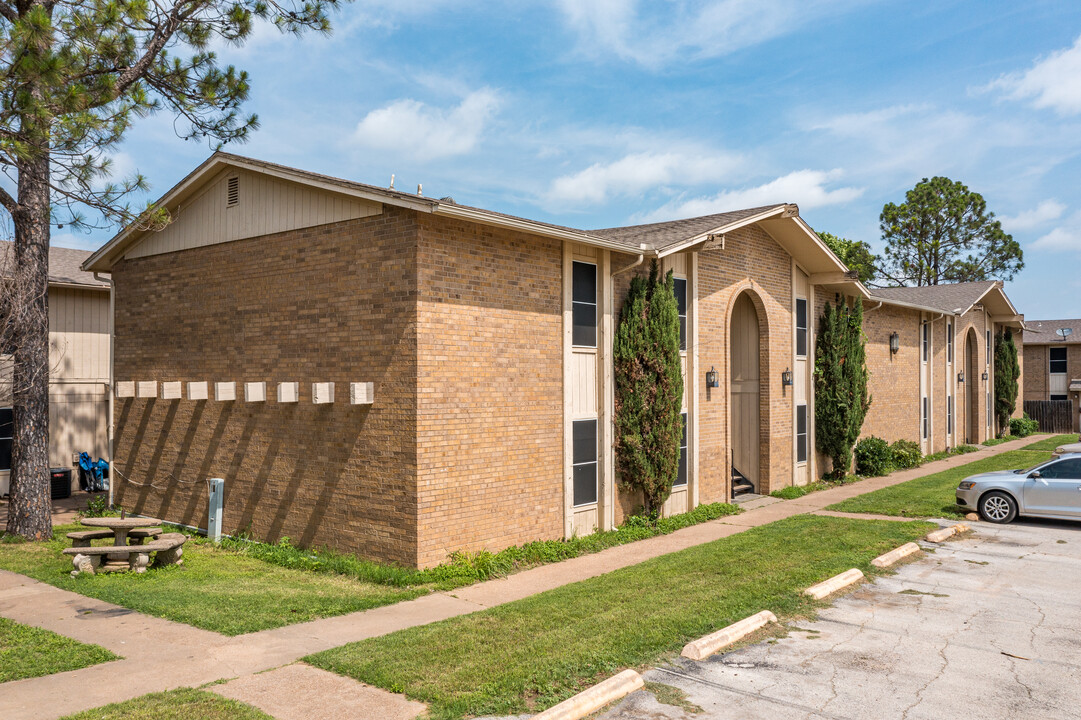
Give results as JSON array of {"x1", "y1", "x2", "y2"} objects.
[
  {"x1": 922, "y1": 397, "x2": 929, "y2": 439},
  {"x1": 1050, "y1": 347, "x2": 1068, "y2": 374},
  {"x1": 796, "y1": 405, "x2": 808, "y2": 463},
  {"x1": 947, "y1": 323, "x2": 953, "y2": 363},
  {"x1": 674, "y1": 413, "x2": 688, "y2": 486},
  {"x1": 1038, "y1": 458, "x2": 1081, "y2": 480},
  {"x1": 922, "y1": 322, "x2": 929, "y2": 362},
  {"x1": 987, "y1": 391, "x2": 991, "y2": 427},
  {"x1": 571, "y1": 261, "x2": 597, "y2": 347},
  {"x1": 1051, "y1": 394, "x2": 1069, "y2": 401},
  {"x1": 947, "y1": 396, "x2": 953, "y2": 434},
  {"x1": 0, "y1": 407, "x2": 11, "y2": 472},
  {"x1": 986, "y1": 330, "x2": 991, "y2": 365},
  {"x1": 796, "y1": 298, "x2": 808, "y2": 357},
  {"x1": 572, "y1": 419, "x2": 598, "y2": 505},
  {"x1": 673, "y1": 278, "x2": 687, "y2": 352}
]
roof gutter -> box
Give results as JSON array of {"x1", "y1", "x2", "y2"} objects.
[
  {"x1": 866, "y1": 294, "x2": 959, "y2": 317},
  {"x1": 655, "y1": 205, "x2": 791, "y2": 259},
  {"x1": 611, "y1": 245, "x2": 653, "y2": 276}
]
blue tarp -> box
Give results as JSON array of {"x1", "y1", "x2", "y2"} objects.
[{"x1": 78, "y1": 452, "x2": 109, "y2": 493}]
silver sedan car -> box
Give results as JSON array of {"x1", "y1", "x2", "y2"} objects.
[{"x1": 956, "y1": 453, "x2": 1081, "y2": 523}]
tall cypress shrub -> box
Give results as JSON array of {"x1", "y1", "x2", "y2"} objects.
[
  {"x1": 994, "y1": 329, "x2": 1020, "y2": 435},
  {"x1": 814, "y1": 298, "x2": 871, "y2": 478},
  {"x1": 613, "y1": 261, "x2": 684, "y2": 515}
]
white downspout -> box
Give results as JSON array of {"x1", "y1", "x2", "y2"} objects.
[{"x1": 93, "y1": 272, "x2": 114, "y2": 508}]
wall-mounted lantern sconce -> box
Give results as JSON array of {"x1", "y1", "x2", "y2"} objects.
[
  {"x1": 981, "y1": 372, "x2": 989, "y2": 381},
  {"x1": 782, "y1": 368, "x2": 793, "y2": 387},
  {"x1": 706, "y1": 366, "x2": 719, "y2": 388},
  {"x1": 957, "y1": 371, "x2": 965, "y2": 383},
  {"x1": 889, "y1": 332, "x2": 900, "y2": 354}
]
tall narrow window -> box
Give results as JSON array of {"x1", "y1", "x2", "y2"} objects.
[
  {"x1": 795, "y1": 298, "x2": 808, "y2": 357},
  {"x1": 922, "y1": 322, "x2": 929, "y2": 362},
  {"x1": 987, "y1": 391, "x2": 992, "y2": 428},
  {"x1": 673, "y1": 277, "x2": 687, "y2": 352},
  {"x1": 947, "y1": 322, "x2": 953, "y2": 363},
  {"x1": 572, "y1": 419, "x2": 598, "y2": 506},
  {"x1": 572, "y1": 261, "x2": 597, "y2": 347},
  {"x1": 947, "y1": 395, "x2": 953, "y2": 435},
  {"x1": 674, "y1": 413, "x2": 688, "y2": 486},
  {"x1": 986, "y1": 330, "x2": 991, "y2": 365},
  {"x1": 796, "y1": 404, "x2": 808, "y2": 463},
  {"x1": 922, "y1": 397, "x2": 929, "y2": 439},
  {"x1": 0, "y1": 407, "x2": 11, "y2": 472}
]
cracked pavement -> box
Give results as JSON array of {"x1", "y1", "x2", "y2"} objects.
[{"x1": 603, "y1": 520, "x2": 1081, "y2": 720}]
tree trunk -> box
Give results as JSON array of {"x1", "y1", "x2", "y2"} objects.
[{"x1": 6, "y1": 153, "x2": 52, "y2": 540}]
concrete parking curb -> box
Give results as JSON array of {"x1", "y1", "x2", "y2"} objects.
[
  {"x1": 532, "y1": 669, "x2": 644, "y2": 720},
  {"x1": 681, "y1": 610, "x2": 778, "y2": 660},
  {"x1": 871, "y1": 542, "x2": 921, "y2": 568},
  {"x1": 926, "y1": 523, "x2": 970, "y2": 543},
  {"x1": 803, "y1": 568, "x2": 864, "y2": 600}
]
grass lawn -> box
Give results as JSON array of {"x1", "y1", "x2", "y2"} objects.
[
  {"x1": 59, "y1": 688, "x2": 271, "y2": 720},
  {"x1": 825, "y1": 446, "x2": 1064, "y2": 518},
  {"x1": 0, "y1": 525, "x2": 425, "y2": 636},
  {"x1": 306, "y1": 514, "x2": 934, "y2": 720},
  {"x1": 1021, "y1": 433, "x2": 1079, "y2": 452},
  {"x1": 0, "y1": 617, "x2": 118, "y2": 683}
]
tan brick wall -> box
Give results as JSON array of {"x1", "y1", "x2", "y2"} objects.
[
  {"x1": 111, "y1": 210, "x2": 421, "y2": 566},
  {"x1": 860, "y1": 303, "x2": 921, "y2": 444},
  {"x1": 1024, "y1": 342, "x2": 1081, "y2": 431},
  {"x1": 413, "y1": 214, "x2": 564, "y2": 568}
]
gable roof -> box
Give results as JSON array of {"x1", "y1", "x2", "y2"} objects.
[
  {"x1": 1023, "y1": 319, "x2": 1081, "y2": 345},
  {"x1": 866, "y1": 280, "x2": 1018, "y2": 318},
  {"x1": 1, "y1": 242, "x2": 109, "y2": 289},
  {"x1": 82, "y1": 152, "x2": 856, "y2": 293}
]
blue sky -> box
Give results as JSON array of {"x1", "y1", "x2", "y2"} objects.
[{"x1": 56, "y1": 0, "x2": 1081, "y2": 320}]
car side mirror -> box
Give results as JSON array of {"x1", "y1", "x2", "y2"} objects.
[{"x1": 1029, "y1": 471, "x2": 1042, "y2": 479}]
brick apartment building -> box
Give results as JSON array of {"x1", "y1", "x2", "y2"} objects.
[
  {"x1": 83, "y1": 153, "x2": 1023, "y2": 567},
  {"x1": 1022, "y1": 319, "x2": 1081, "y2": 432}
]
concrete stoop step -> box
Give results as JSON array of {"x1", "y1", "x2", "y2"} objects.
[{"x1": 211, "y1": 663, "x2": 425, "y2": 720}]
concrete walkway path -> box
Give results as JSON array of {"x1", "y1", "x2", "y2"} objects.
[{"x1": 0, "y1": 437, "x2": 1047, "y2": 719}]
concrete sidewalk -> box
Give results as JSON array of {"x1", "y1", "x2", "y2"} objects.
[{"x1": 0, "y1": 437, "x2": 1047, "y2": 719}]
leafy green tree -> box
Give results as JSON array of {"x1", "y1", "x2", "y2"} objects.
[
  {"x1": 818, "y1": 232, "x2": 877, "y2": 284},
  {"x1": 814, "y1": 298, "x2": 871, "y2": 479},
  {"x1": 879, "y1": 177, "x2": 1022, "y2": 286},
  {"x1": 1, "y1": 0, "x2": 344, "y2": 540},
  {"x1": 994, "y1": 330, "x2": 1020, "y2": 435},
  {"x1": 613, "y1": 261, "x2": 684, "y2": 515}
]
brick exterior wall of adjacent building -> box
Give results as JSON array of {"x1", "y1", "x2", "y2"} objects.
[
  {"x1": 111, "y1": 209, "x2": 422, "y2": 567},
  {"x1": 1023, "y1": 342, "x2": 1080, "y2": 432},
  {"x1": 414, "y1": 214, "x2": 565, "y2": 568}
]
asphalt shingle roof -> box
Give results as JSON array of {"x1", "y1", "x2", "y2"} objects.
[
  {"x1": 866, "y1": 281, "x2": 999, "y2": 314},
  {"x1": 1, "y1": 242, "x2": 108, "y2": 288},
  {"x1": 590, "y1": 205, "x2": 785, "y2": 252},
  {"x1": 1023, "y1": 319, "x2": 1081, "y2": 344}
]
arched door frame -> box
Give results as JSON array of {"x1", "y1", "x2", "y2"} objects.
[
  {"x1": 723, "y1": 284, "x2": 771, "y2": 496},
  {"x1": 965, "y1": 327, "x2": 980, "y2": 444}
]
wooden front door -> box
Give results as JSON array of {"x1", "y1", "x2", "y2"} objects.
[{"x1": 731, "y1": 294, "x2": 761, "y2": 492}]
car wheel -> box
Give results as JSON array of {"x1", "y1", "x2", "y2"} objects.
[{"x1": 979, "y1": 491, "x2": 1017, "y2": 524}]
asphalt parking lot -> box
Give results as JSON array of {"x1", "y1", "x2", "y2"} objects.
[{"x1": 604, "y1": 519, "x2": 1081, "y2": 720}]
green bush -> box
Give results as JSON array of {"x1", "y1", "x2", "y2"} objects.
[
  {"x1": 1009, "y1": 414, "x2": 1039, "y2": 438},
  {"x1": 855, "y1": 436, "x2": 893, "y2": 476},
  {"x1": 890, "y1": 439, "x2": 923, "y2": 469}
]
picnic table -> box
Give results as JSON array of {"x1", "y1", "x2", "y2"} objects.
[{"x1": 62, "y1": 516, "x2": 187, "y2": 577}]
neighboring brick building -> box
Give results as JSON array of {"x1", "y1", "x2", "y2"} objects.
[
  {"x1": 859, "y1": 282, "x2": 1024, "y2": 452},
  {"x1": 1022, "y1": 319, "x2": 1081, "y2": 432},
  {"x1": 83, "y1": 152, "x2": 1021, "y2": 567}
]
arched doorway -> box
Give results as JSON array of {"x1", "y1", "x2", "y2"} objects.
[
  {"x1": 731, "y1": 293, "x2": 761, "y2": 494},
  {"x1": 965, "y1": 328, "x2": 979, "y2": 444}
]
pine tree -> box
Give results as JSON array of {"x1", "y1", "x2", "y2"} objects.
[
  {"x1": 613, "y1": 260, "x2": 684, "y2": 516},
  {"x1": 1, "y1": 0, "x2": 343, "y2": 540},
  {"x1": 994, "y1": 330, "x2": 1019, "y2": 435},
  {"x1": 814, "y1": 298, "x2": 871, "y2": 478}
]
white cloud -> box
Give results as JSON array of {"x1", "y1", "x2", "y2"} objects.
[
  {"x1": 999, "y1": 200, "x2": 1065, "y2": 232},
  {"x1": 547, "y1": 150, "x2": 741, "y2": 205},
  {"x1": 989, "y1": 34, "x2": 1081, "y2": 115},
  {"x1": 1033, "y1": 212, "x2": 1081, "y2": 252},
  {"x1": 553, "y1": 0, "x2": 866, "y2": 67},
  {"x1": 634, "y1": 169, "x2": 863, "y2": 223},
  {"x1": 351, "y1": 89, "x2": 501, "y2": 161}
]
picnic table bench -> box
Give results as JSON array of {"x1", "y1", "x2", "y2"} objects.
[
  {"x1": 66, "y1": 527, "x2": 163, "y2": 547},
  {"x1": 63, "y1": 532, "x2": 187, "y2": 576}
]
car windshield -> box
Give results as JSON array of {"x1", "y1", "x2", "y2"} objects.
[{"x1": 1014, "y1": 461, "x2": 1052, "y2": 475}]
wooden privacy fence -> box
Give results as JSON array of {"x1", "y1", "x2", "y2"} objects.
[{"x1": 1023, "y1": 400, "x2": 1075, "y2": 433}]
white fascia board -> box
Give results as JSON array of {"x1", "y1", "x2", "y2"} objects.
[{"x1": 655, "y1": 206, "x2": 790, "y2": 259}]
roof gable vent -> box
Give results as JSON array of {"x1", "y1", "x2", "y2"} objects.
[{"x1": 226, "y1": 176, "x2": 239, "y2": 208}]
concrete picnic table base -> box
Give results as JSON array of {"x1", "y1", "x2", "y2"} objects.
[{"x1": 78, "y1": 517, "x2": 162, "y2": 561}]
